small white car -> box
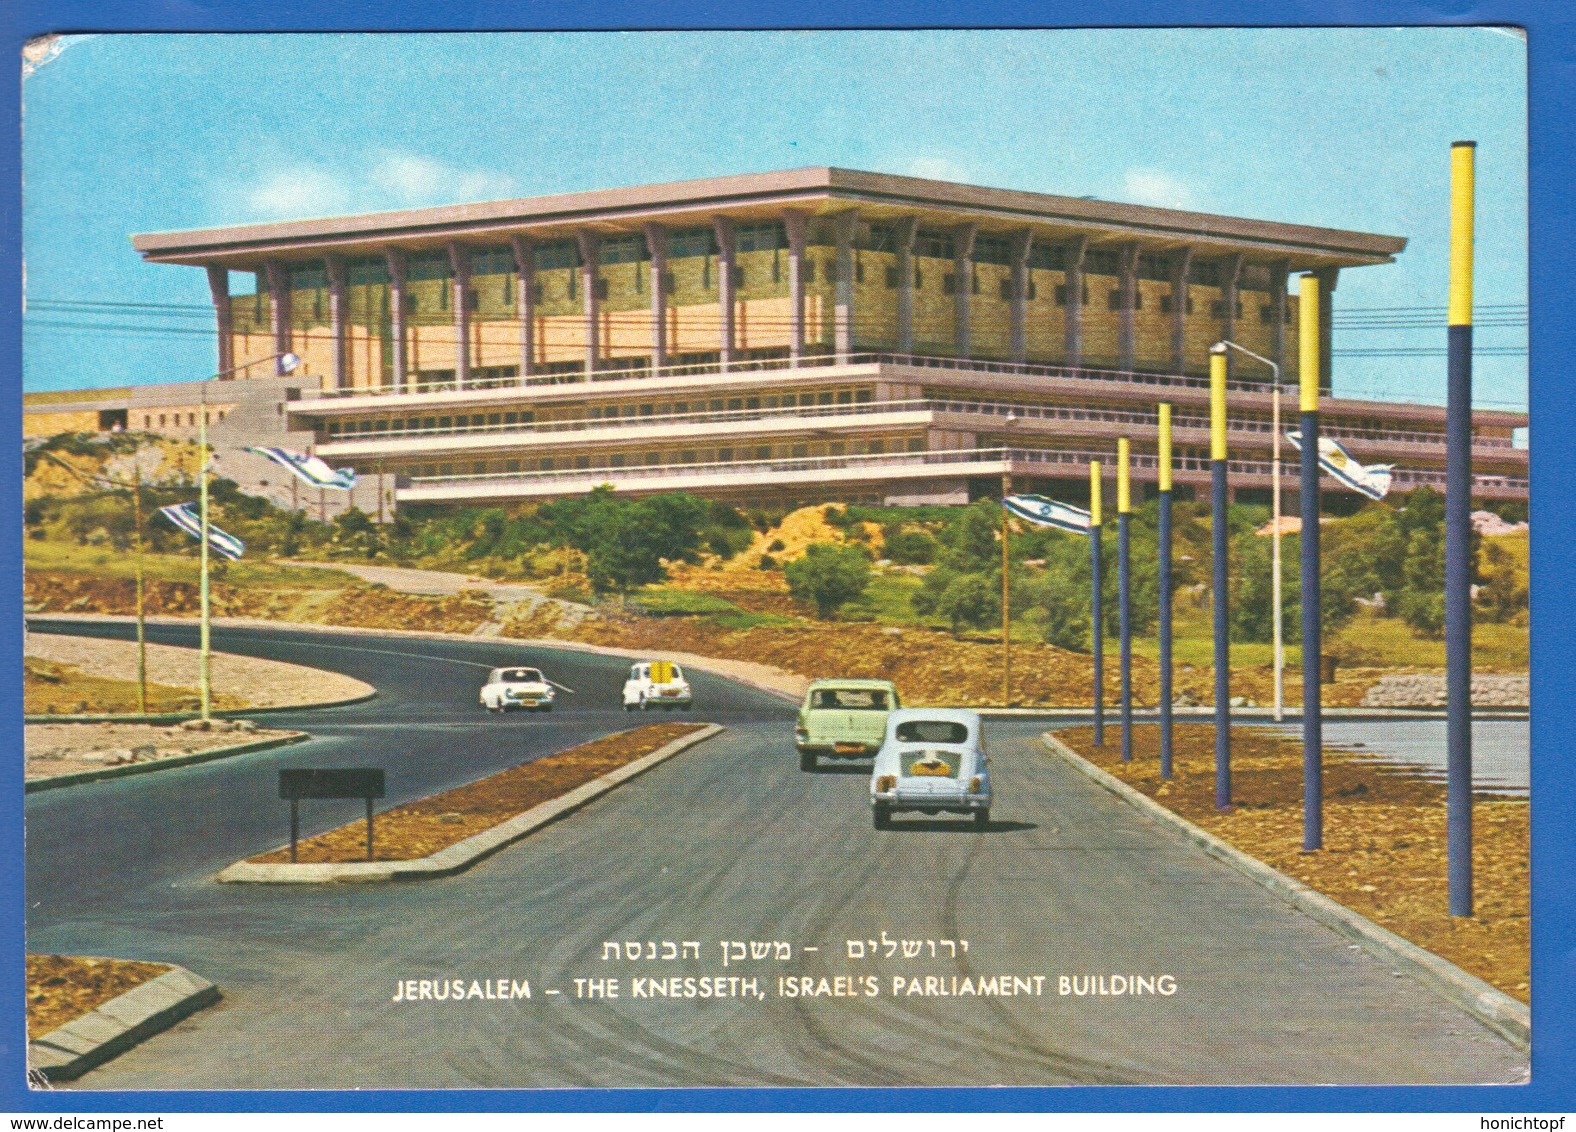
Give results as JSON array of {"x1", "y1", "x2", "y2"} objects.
[
  {"x1": 869, "y1": 708, "x2": 991, "y2": 829},
  {"x1": 480, "y1": 666, "x2": 556, "y2": 713},
  {"x1": 622, "y1": 660, "x2": 693, "y2": 712}
]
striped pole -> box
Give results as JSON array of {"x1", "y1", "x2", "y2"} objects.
[
  {"x1": 1157, "y1": 403, "x2": 1174, "y2": 779},
  {"x1": 1446, "y1": 141, "x2": 1476, "y2": 917},
  {"x1": 1090, "y1": 461, "x2": 1104, "y2": 746},
  {"x1": 1299, "y1": 272, "x2": 1324, "y2": 851},
  {"x1": 1118, "y1": 437, "x2": 1134, "y2": 763},
  {"x1": 1210, "y1": 348, "x2": 1231, "y2": 809}
]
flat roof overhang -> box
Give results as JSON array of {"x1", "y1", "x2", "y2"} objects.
[{"x1": 133, "y1": 167, "x2": 1405, "y2": 273}]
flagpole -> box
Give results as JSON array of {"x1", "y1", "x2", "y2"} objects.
[
  {"x1": 1209, "y1": 347, "x2": 1232, "y2": 811},
  {"x1": 1090, "y1": 461, "x2": 1104, "y2": 746},
  {"x1": 1298, "y1": 272, "x2": 1325, "y2": 852},
  {"x1": 1001, "y1": 449, "x2": 1012, "y2": 709},
  {"x1": 133, "y1": 461, "x2": 147, "y2": 716},
  {"x1": 1157, "y1": 403, "x2": 1174, "y2": 779},
  {"x1": 1118, "y1": 437, "x2": 1133, "y2": 763},
  {"x1": 198, "y1": 380, "x2": 212, "y2": 723}
]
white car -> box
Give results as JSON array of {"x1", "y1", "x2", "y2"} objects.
[
  {"x1": 870, "y1": 708, "x2": 991, "y2": 829},
  {"x1": 622, "y1": 660, "x2": 693, "y2": 712},
  {"x1": 480, "y1": 666, "x2": 556, "y2": 713}
]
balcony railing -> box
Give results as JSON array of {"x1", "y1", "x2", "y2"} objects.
[{"x1": 319, "y1": 394, "x2": 1508, "y2": 454}]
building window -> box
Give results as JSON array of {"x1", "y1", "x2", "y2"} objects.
[
  {"x1": 1000, "y1": 279, "x2": 1014, "y2": 302},
  {"x1": 886, "y1": 266, "x2": 900, "y2": 289},
  {"x1": 594, "y1": 277, "x2": 609, "y2": 301},
  {"x1": 732, "y1": 265, "x2": 745, "y2": 289},
  {"x1": 944, "y1": 274, "x2": 957, "y2": 295},
  {"x1": 971, "y1": 272, "x2": 979, "y2": 295}
]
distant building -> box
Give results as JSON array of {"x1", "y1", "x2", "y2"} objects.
[{"x1": 27, "y1": 168, "x2": 1528, "y2": 511}]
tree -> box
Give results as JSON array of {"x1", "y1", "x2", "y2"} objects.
[
  {"x1": 932, "y1": 573, "x2": 998, "y2": 636},
  {"x1": 784, "y1": 542, "x2": 872, "y2": 618}
]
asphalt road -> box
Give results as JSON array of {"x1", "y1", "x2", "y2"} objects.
[{"x1": 24, "y1": 621, "x2": 1527, "y2": 1089}]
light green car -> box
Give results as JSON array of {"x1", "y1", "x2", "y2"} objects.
[{"x1": 795, "y1": 678, "x2": 901, "y2": 771}]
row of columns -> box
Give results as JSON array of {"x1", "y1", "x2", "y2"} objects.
[{"x1": 212, "y1": 221, "x2": 1322, "y2": 393}]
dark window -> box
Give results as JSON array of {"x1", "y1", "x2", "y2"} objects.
[
  {"x1": 1189, "y1": 260, "x2": 1222, "y2": 287},
  {"x1": 1085, "y1": 249, "x2": 1120, "y2": 276},
  {"x1": 1109, "y1": 289, "x2": 1123, "y2": 311},
  {"x1": 855, "y1": 261, "x2": 865, "y2": 284},
  {"x1": 1137, "y1": 253, "x2": 1171, "y2": 281},
  {"x1": 1259, "y1": 303, "x2": 1277, "y2": 324},
  {"x1": 667, "y1": 227, "x2": 716, "y2": 259},
  {"x1": 472, "y1": 247, "x2": 514, "y2": 275},
  {"x1": 736, "y1": 222, "x2": 786, "y2": 252},
  {"x1": 886, "y1": 266, "x2": 900, "y2": 289},
  {"x1": 895, "y1": 719, "x2": 970, "y2": 743},
  {"x1": 944, "y1": 274, "x2": 957, "y2": 295},
  {"x1": 732, "y1": 265, "x2": 745, "y2": 289},
  {"x1": 535, "y1": 240, "x2": 579, "y2": 271},
  {"x1": 915, "y1": 231, "x2": 955, "y2": 259},
  {"x1": 1055, "y1": 284, "x2": 1067, "y2": 306},
  {"x1": 802, "y1": 261, "x2": 816, "y2": 283},
  {"x1": 594, "y1": 277, "x2": 609, "y2": 301},
  {"x1": 973, "y1": 235, "x2": 1012, "y2": 266},
  {"x1": 1027, "y1": 280, "x2": 1037, "y2": 301},
  {"x1": 1028, "y1": 244, "x2": 1065, "y2": 271},
  {"x1": 1000, "y1": 279, "x2": 1014, "y2": 301},
  {"x1": 598, "y1": 235, "x2": 645, "y2": 265},
  {"x1": 408, "y1": 252, "x2": 451, "y2": 282}
]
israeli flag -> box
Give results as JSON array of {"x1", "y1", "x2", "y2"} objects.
[
  {"x1": 1004, "y1": 494, "x2": 1094, "y2": 534},
  {"x1": 158, "y1": 503, "x2": 246, "y2": 560},
  {"x1": 1286, "y1": 431, "x2": 1394, "y2": 501},
  {"x1": 245, "y1": 446, "x2": 358, "y2": 490}
]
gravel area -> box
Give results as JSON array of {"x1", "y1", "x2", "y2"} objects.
[
  {"x1": 1361, "y1": 672, "x2": 1529, "y2": 709},
  {"x1": 25, "y1": 720, "x2": 299, "y2": 781},
  {"x1": 24, "y1": 632, "x2": 373, "y2": 710}
]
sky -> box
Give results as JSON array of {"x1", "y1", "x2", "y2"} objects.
[{"x1": 20, "y1": 28, "x2": 1528, "y2": 411}]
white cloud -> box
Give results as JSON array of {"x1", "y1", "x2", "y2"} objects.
[
  {"x1": 907, "y1": 156, "x2": 974, "y2": 185},
  {"x1": 243, "y1": 165, "x2": 354, "y2": 220},
  {"x1": 1120, "y1": 168, "x2": 1200, "y2": 211},
  {"x1": 367, "y1": 151, "x2": 518, "y2": 207},
  {"x1": 232, "y1": 152, "x2": 518, "y2": 222}
]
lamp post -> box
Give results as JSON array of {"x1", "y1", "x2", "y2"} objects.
[
  {"x1": 1296, "y1": 273, "x2": 1325, "y2": 852},
  {"x1": 196, "y1": 350, "x2": 300, "y2": 721},
  {"x1": 1001, "y1": 416, "x2": 1018, "y2": 708},
  {"x1": 1157, "y1": 403, "x2": 1174, "y2": 779},
  {"x1": 1213, "y1": 339, "x2": 1285, "y2": 722}
]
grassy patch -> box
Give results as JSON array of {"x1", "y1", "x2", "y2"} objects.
[
  {"x1": 24, "y1": 540, "x2": 361, "y2": 590},
  {"x1": 23, "y1": 656, "x2": 245, "y2": 715},
  {"x1": 841, "y1": 572, "x2": 927, "y2": 625},
  {"x1": 628, "y1": 587, "x2": 792, "y2": 629}
]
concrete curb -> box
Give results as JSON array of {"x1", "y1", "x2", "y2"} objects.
[
  {"x1": 23, "y1": 684, "x2": 380, "y2": 725},
  {"x1": 216, "y1": 723, "x2": 725, "y2": 884},
  {"x1": 25, "y1": 732, "x2": 310, "y2": 794},
  {"x1": 29, "y1": 613, "x2": 804, "y2": 705},
  {"x1": 1038, "y1": 730, "x2": 1530, "y2": 1053},
  {"x1": 27, "y1": 963, "x2": 220, "y2": 1082}
]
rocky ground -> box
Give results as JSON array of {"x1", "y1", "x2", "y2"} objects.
[
  {"x1": 25, "y1": 719, "x2": 300, "y2": 782},
  {"x1": 1362, "y1": 672, "x2": 1529, "y2": 709}
]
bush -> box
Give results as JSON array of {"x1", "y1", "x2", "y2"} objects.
[
  {"x1": 882, "y1": 525, "x2": 938, "y2": 565},
  {"x1": 784, "y1": 542, "x2": 872, "y2": 618}
]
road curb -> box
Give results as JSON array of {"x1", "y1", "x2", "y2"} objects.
[
  {"x1": 23, "y1": 685, "x2": 380, "y2": 725},
  {"x1": 25, "y1": 732, "x2": 310, "y2": 794},
  {"x1": 216, "y1": 723, "x2": 725, "y2": 884},
  {"x1": 27, "y1": 963, "x2": 220, "y2": 1082},
  {"x1": 1038, "y1": 730, "x2": 1530, "y2": 1053},
  {"x1": 29, "y1": 613, "x2": 804, "y2": 705}
]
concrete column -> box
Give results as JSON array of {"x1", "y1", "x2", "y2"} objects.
[
  {"x1": 833, "y1": 211, "x2": 858, "y2": 363},
  {"x1": 714, "y1": 216, "x2": 736, "y2": 371},
  {"x1": 384, "y1": 249, "x2": 408, "y2": 392},
  {"x1": 1009, "y1": 229, "x2": 1033, "y2": 364},
  {"x1": 1064, "y1": 236, "x2": 1088, "y2": 368},
  {"x1": 1316, "y1": 266, "x2": 1340, "y2": 393},
  {"x1": 643, "y1": 223, "x2": 667, "y2": 374},
  {"x1": 952, "y1": 223, "x2": 977, "y2": 358},
  {"x1": 1220, "y1": 253, "x2": 1245, "y2": 379},
  {"x1": 784, "y1": 210, "x2": 808, "y2": 365},
  {"x1": 893, "y1": 216, "x2": 918, "y2": 356},
  {"x1": 577, "y1": 231, "x2": 600, "y2": 379},
  {"x1": 1169, "y1": 247, "x2": 1193, "y2": 374},
  {"x1": 264, "y1": 260, "x2": 290, "y2": 375},
  {"x1": 1117, "y1": 242, "x2": 1139, "y2": 371},
  {"x1": 205, "y1": 266, "x2": 233, "y2": 377},
  {"x1": 325, "y1": 254, "x2": 348, "y2": 390},
  {"x1": 1270, "y1": 259, "x2": 1290, "y2": 374},
  {"x1": 447, "y1": 243, "x2": 472, "y2": 389},
  {"x1": 509, "y1": 236, "x2": 535, "y2": 382}
]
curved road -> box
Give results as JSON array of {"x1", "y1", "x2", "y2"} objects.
[{"x1": 25, "y1": 620, "x2": 1526, "y2": 1089}]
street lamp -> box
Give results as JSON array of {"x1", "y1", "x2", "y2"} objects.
[
  {"x1": 1212, "y1": 339, "x2": 1287, "y2": 722},
  {"x1": 1000, "y1": 415, "x2": 1019, "y2": 708},
  {"x1": 195, "y1": 350, "x2": 300, "y2": 721}
]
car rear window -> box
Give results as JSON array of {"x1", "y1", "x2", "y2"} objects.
[
  {"x1": 901, "y1": 749, "x2": 963, "y2": 778},
  {"x1": 895, "y1": 720, "x2": 970, "y2": 744},
  {"x1": 500, "y1": 669, "x2": 541, "y2": 682},
  {"x1": 813, "y1": 689, "x2": 891, "y2": 710}
]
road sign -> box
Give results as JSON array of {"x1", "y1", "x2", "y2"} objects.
[{"x1": 278, "y1": 768, "x2": 386, "y2": 863}]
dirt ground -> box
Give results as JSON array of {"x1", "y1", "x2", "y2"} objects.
[
  {"x1": 250, "y1": 722, "x2": 707, "y2": 864},
  {"x1": 26, "y1": 954, "x2": 171, "y2": 1040},
  {"x1": 1055, "y1": 723, "x2": 1529, "y2": 1003},
  {"x1": 25, "y1": 720, "x2": 299, "y2": 781},
  {"x1": 25, "y1": 633, "x2": 372, "y2": 714}
]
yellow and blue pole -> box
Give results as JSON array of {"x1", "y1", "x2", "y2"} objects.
[
  {"x1": 1090, "y1": 461, "x2": 1104, "y2": 746},
  {"x1": 197, "y1": 386, "x2": 212, "y2": 723},
  {"x1": 1210, "y1": 349, "x2": 1231, "y2": 809},
  {"x1": 1446, "y1": 141, "x2": 1476, "y2": 916},
  {"x1": 1157, "y1": 404, "x2": 1174, "y2": 778},
  {"x1": 1299, "y1": 273, "x2": 1324, "y2": 851},
  {"x1": 1118, "y1": 437, "x2": 1133, "y2": 763}
]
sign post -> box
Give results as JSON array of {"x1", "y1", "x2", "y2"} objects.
[{"x1": 279, "y1": 768, "x2": 387, "y2": 863}]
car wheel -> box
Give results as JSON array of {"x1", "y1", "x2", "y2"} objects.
[
  {"x1": 873, "y1": 804, "x2": 892, "y2": 830},
  {"x1": 624, "y1": 702, "x2": 636, "y2": 712},
  {"x1": 974, "y1": 809, "x2": 990, "y2": 829},
  {"x1": 800, "y1": 749, "x2": 816, "y2": 772},
  {"x1": 486, "y1": 704, "x2": 501, "y2": 713}
]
